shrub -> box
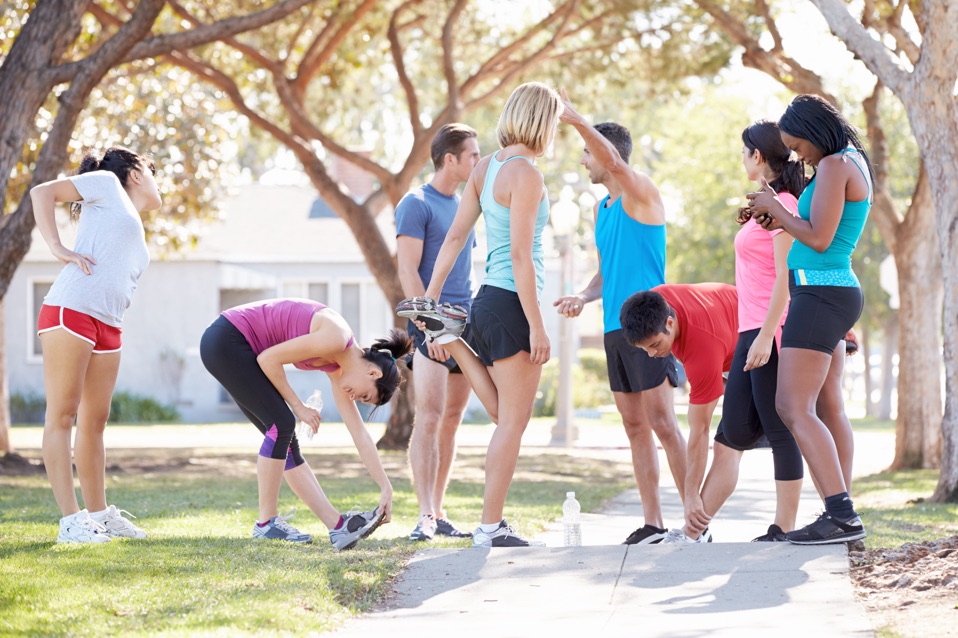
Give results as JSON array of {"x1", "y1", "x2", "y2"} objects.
[
  {"x1": 8, "y1": 391, "x2": 179, "y2": 424},
  {"x1": 533, "y1": 348, "x2": 612, "y2": 417},
  {"x1": 109, "y1": 391, "x2": 180, "y2": 423},
  {"x1": 10, "y1": 392, "x2": 46, "y2": 424}
]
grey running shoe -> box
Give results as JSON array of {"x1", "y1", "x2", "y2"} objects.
[
  {"x1": 623, "y1": 523, "x2": 667, "y2": 545},
  {"x1": 409, "y1": 515, "x2": 437, "y2": 541},
  {"x1": 252, "y1": 510, "x2": 312, "y2": 544},
  {"x1": 472, "y1": 520, "x2": 543, "y2": 548},
  {"x1": 662, "y1": 527, "x2": 712, "y2": 544},
  {"x1": 435, "y1": 517, "x2": 473, "y2": 538},
  {"x1": 752, "y1": 523, "x2": 788, "y2": 542},
  {"x1": 396, "y1": 296, "x2": 437, "y2": 320},
  {"x1": 422, "y1": 305, "x2": 467, "y2": 341},
  {"x1": 786, "y1": 512, "x2": 865, "y2": 545},
  {"x1": 329, "y1": 507, "x2": 385, "y2": 550}
]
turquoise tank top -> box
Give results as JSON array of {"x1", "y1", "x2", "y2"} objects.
[
  {"x1": 595, "y1": 195, "x2": 666, "y2": 333},
  {"x1": 788, "y1": 147, "x2": 871, "y2": 286},
  {"x1": 479, "y1": 153, "x2": 550, "y2": 297}
]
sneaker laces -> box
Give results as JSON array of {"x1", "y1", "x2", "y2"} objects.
[
  {"x1": 80, "y1": 514, "x2": 108, "y2": 534},
  {"x1": 273, "y1": 509, "x2": 301, "y2": 534},
  {"x1": 663, "y1": 528, "x2": 687, "y2": 543}
]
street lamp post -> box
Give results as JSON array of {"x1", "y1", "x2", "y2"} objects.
[{"x1": 550, "y1": 186, "x2": 579, "y2": 447}]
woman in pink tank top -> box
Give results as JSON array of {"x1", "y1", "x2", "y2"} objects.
[{"x1": 200, "y1": 298, "x2": 413, "y2": 549}]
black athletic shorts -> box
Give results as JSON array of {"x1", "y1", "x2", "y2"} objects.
[
  {"x1": 406, "y1": 319, "x2": 465, "y2": 374},
  {"x1": 782, "y1": 273, "x2": 863, "y2": 355},
  {"x1": 603, "y1": 329, "x2": 679, "y2": 393},
  {"x1": 468, "y1": 285, "x2": 532, "y2": 366}
]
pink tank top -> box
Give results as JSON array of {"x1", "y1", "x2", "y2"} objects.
[{"x1": 221, "y1": 298, "x2": 353, "y2": 371}]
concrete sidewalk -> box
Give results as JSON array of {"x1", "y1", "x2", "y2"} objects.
[{"x1": 330, "y1": 430, "x2": 891, "y2": 637}]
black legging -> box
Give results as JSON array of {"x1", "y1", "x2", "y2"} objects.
[
  {"x1": 714, "y1": 328, "x2": 803, "y2": 481},
  {"x1": 199, "y1": 315, "x2": 304, "y2": 468}
]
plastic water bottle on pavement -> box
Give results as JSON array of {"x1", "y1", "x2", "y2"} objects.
[
  {"x1": 297, "y1": 390, "x2": 323, "y2": 441},
  {"x1": 563, "y1": 491, "x2": 582, "y2": 546}
]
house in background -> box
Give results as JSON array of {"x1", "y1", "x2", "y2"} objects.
[{"x1": 6, "y1": 168, "x2": 597, "y2": 423}]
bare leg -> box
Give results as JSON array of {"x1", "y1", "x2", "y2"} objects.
[
  {"x1": 480, "y1": 352, "x2": 541, "y2": 524},
  {"x1": 690, "y1": 442, "x2": 743, "y2": 537},
  {"x1": 773, "y1": 479, "x2": 803, "y2": 532},
  {"x1": 408, "y1": 351, "x2": 448, "y2": 518},
  {"x1": 614, "y1": 391, "x2": 662, "y2": 527},
  {"x1": 435, "y1": 372, "x2": 471, "y2": 518},
  {"x1": 776, "y1": 347, "x2": 846, "y2": 498},
  {"x1": 39, "y1": 330, "x2": 94, "y2": 517},
  {"x1": 74, "y1": 352, "x2": 120, "y2": 513},
  {"x1": 283, "y1": 462, "x2": 341, "y2": 528},
  {"x1": 257, "y1": 456, "x2": 286, "y2": 523},
  {"x1": 643, "y1": 381, "x2": 688, "y2": 504},
  {"x1": 441, "y1": 339, "x2": 498, "y2": 424},
  {"x1": 817, "y1": 343, "x2": 854, "y2": 492}
]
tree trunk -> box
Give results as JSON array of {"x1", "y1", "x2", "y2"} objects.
[
  {"x1": 378, "y1": 339, "x2": 415, "y2": 451},
  {"x1": 861, "y1": 324, "x2": 875, "y2": 417},
  {"x1": 0, "y1": 298, "x2": 10, "y2": 455},
  {"x1": 878, "y1": 313, "x2": 897, "y2": 422},
  {"x1": 889, "y1": 168, "x2": 943, "y2": 467}
]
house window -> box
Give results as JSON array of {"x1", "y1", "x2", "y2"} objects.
[
  {"x1": 308, "y1": 283, "x2": 328, "y2": 305},
  {"x1": 30, "y1": 281, "x2": 53, "y2": 358},
  {"x1": 341, "y1": 283, "x2": 361, "y2": 342}
]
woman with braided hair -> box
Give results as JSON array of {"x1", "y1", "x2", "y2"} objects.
[{"x1": 200, "y1": 298, "x2": 412, "y2": 549}]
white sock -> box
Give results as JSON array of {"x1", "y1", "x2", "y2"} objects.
[
  {"x1": 479, "y1": 520, "x2": 503, "y2": 533},
  {"x1": 89, "y1": 507, "x2": 110, "y2": 519}
]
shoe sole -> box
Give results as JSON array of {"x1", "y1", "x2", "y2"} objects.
[
  {"x1": 339, "y1": 510, "x2": 387, "y2": 550},
  {"x1": 787, "y1": 530, "x2": 866, "y2": 545}
]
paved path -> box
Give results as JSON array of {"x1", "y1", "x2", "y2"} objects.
[{"x1": 330, "y1": 429, "x2": 892, "y2": 637}]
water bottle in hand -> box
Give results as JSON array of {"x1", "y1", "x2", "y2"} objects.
[
  {"x1": 298, "y1": 390, "x2": 323, "y2": 441},
  {"x1": 563, "y1": 491, "x2": 582, "y2": 547}
]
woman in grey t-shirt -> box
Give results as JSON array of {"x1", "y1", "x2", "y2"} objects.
[{"x1": 32, "y1": 146, "x2": 161, "y2": 544}]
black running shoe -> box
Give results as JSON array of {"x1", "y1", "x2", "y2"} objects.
[
  {"x1": 752, "y1": 523, "x2": 788, "y2": 542},
  {"x1": 786, "y1": 512, "x2": 865, "y2": 545},
  {"x1": 623, "y1": 523, "x2": 668, "y2": 545},
  {"x1": 435, "y1": 517, "x2": 472, "y2": 538}
]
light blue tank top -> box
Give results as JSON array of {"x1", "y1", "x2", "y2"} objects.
[
  {"x1": 788, "y1": 147, "x2": 871, "y2": 286},
  {"x1": 479, "y1": 153, "x2": 550, "y2": 297},
  {"x1": 595, "y1": 195, "x2": 666, "y2": 333}
]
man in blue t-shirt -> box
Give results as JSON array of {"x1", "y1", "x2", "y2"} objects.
[
  {"x1": 396, "y1": 123, "x2": 480, "y2": 542},
  {"x1": 554, "y1": 90, "x2": 689, "y2": 545}
]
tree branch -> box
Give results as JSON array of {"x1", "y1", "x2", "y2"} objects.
[
  {"x1": 755, "y1": 0, "x2": 784, "y2": 52},
  {"x1": 167, "y1": 0, "x2": 281, "y2": 73},
  {"x1": 293, "y1": 0, "x2": 377, "y2": 93},
  {"x1": 441, "y1": 0, "x2": 469, "y2": 116},
  {"x1": 808, "y1": 0, "x2": 911, "y2": 94},
  {"x1": 49, "y1": 0, "x2": 314, "y2": 84},
  {"x1": 388, "y1": 0, "x2": 423, "y2": 135}
]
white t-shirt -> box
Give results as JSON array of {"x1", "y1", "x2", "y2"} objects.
[{"x1": 44, "y1": 171, "x2": 150, "y2": 327}]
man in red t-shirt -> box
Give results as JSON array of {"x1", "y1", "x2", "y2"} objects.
[{"x1": 620, "y1": 283, "x2": 739, "y2": 542}]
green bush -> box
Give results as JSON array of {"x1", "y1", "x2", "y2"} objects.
[
  {"x1": 534, "y1": 348, "x2": 612, "y2": 417},
  {"x1": 10, "y1": 392, "x2": 46, "y2": 424},
  {"x1": 8, "y1": 391, "x2": 179, "y2": 424},
  {"x1": 109, "y1": 391, "x2": 180, "y2": 423}
]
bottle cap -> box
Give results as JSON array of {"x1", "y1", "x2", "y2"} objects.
[{"x1": 566, "y1": 491, "x2": 575, "y2": 499}]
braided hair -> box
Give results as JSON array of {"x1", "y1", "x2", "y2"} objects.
[{"x1": 778, "y1": 94, "x2": 874, "y2": 186}]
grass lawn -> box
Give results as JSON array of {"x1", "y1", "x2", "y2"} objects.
[
  {"x1": 0, "y1": 444, "x2": 635, "y2": 637},
  {"x1": 854, "y1": 468, "x2": 958, "y2": 548}
]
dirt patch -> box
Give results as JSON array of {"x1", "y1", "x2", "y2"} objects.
[
  {"x1": 0, "y1": 452, "x2": 45, "y2": 476},
  {"x1": 850, "y1": 536, "x2": 958, "y2": 637}
]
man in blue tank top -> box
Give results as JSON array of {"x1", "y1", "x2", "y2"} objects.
[
  {"x1": 555, "y1": 90, "x2": 688, "y2": 545},
  {"x1": 396, "y1": 123, "x2": 480, "y2": 542}
]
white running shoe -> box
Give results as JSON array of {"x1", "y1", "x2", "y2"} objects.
[
  {"x1": 89, "y1": 505, "x2": 148, "y2": 539},
  {"x1": 57, "y1": 509, "x2": 112, "y2": 544}
]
